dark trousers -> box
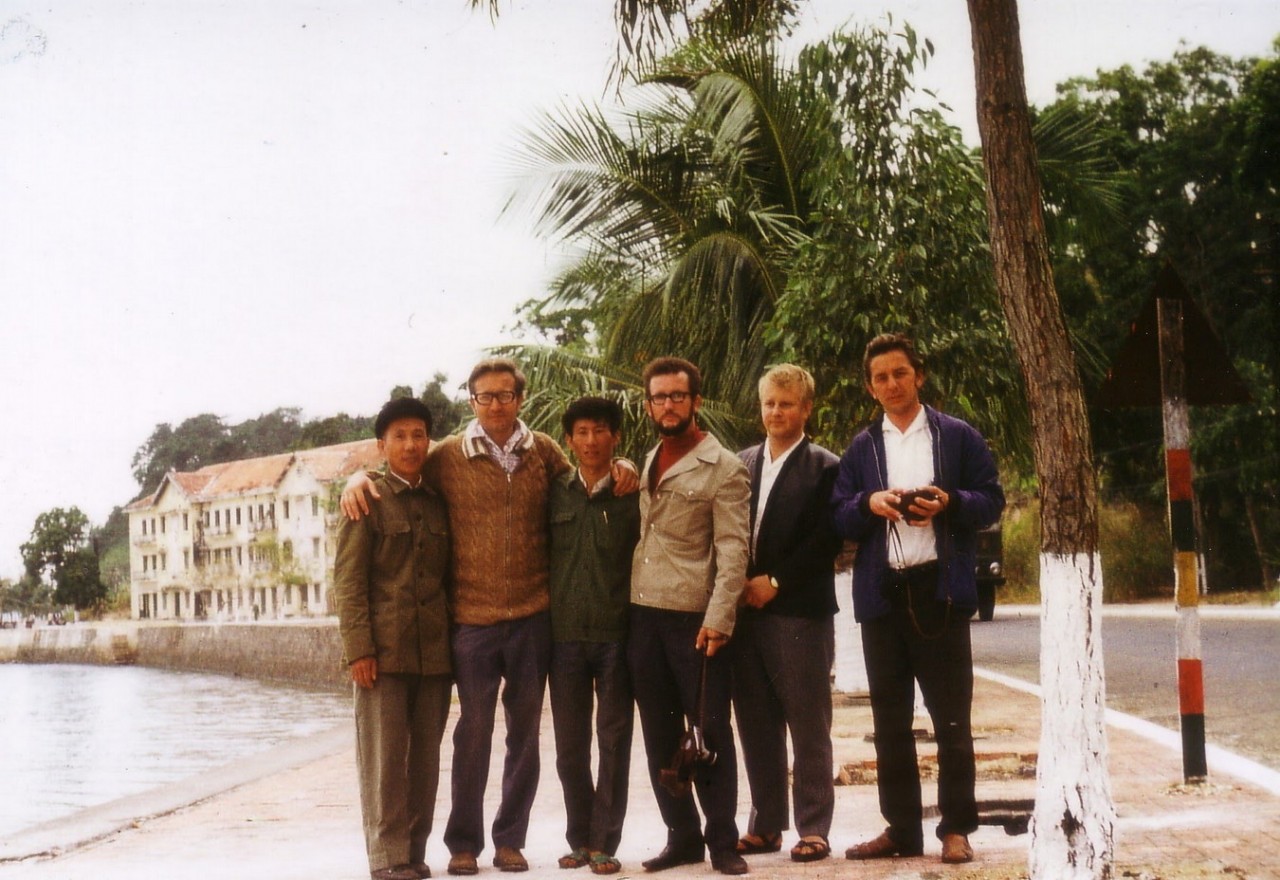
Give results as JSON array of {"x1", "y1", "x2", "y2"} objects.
[
  {"x1": 444, "y1": 612, "x2": 551, "y2": 856},
  {"x1": 861, "y1": 568, "x2": 977, "y2": 849},
  {"x1": 353, "y1": 672, "x2": 452, "y2": 871},
  {"x1": 731, "y1": 612, "x2": 835, "y2": 841},
  {"x1": 628, "y1": 605, "x2": 739, "y2": 854},
  {"x1": 549, "y1": 640, "x2": 634, "y2": 855}
]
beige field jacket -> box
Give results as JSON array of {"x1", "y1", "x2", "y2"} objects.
[{"x1": 630, "y1": 432, "x2": 750, "y2": 636}]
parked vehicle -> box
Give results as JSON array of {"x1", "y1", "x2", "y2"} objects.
[{"x1": 975, "y1": 523, "x2": 1005, "y2": 622}]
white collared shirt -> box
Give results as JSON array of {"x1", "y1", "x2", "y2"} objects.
[
  {"x1": 464, "y1": 418, "x2": 531, "y2": 474},
  {"x1": 578, "y1": 469, "x2": 614, "y2": 498},
  {"x1": 752, "y1": 435, "x2": 802, "y2": 557},
  {"x1": 882, "y1": 407, "x2": 937, "y2": 568}
]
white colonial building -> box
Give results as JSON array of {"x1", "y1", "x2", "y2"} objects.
[{"x1": 125, "y1": 440, "x2": 384, "y2": 621}]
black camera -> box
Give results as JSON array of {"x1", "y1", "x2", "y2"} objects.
[{"x1": 892, "y1": 489, "x2": 938, "y2": 524}]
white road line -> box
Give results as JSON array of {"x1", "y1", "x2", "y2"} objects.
[{"x1": 974, "y1": 666, "x2": 1280, "y2": 798}]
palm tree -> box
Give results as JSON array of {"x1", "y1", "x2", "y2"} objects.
[{"x1": 503, "y1": 34, "x2": 824, "y2": 417}]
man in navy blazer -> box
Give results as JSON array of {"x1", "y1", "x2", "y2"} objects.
[{"x1": 731, "y1": 364, "x2": 842, "y2": 864}]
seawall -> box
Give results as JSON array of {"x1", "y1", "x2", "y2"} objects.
[{"x1": 0, "y1": 619, "x2": 346, "y2": 691}]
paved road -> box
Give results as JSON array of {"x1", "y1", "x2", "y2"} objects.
[{"x1": 972, "y1": 607, "x2": 1280, "y2": 771}]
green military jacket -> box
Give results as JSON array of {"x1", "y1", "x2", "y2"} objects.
[
  {"x1": 548, "y1": 470, "x2": 640, "y2": 643},
  {"x1": 334, "y1": 470, "x2": 451, "y2": 676}
]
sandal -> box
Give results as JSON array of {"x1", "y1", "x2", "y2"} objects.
[
  {"x1": 558, "y1": 848, "x2": 590, "y2": 869},
  {"x1": 735, "y1": 832, "x2": 782, "y2": 855},
  {"x1": 790, "y1": 836, "x2": 831, "y2": 863},
  {"x1": 588, "y1": 853, "x2": 621, "y2": 875}
]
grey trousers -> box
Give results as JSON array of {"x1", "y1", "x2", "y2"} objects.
[
  {"x1": 730, "y1": 612, "x2": 836, "y2": 841},
  {"x1": 354, "y1": 672, "x2": 452, "y2": 871}
]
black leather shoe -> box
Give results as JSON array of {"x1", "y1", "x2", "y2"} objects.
[
  {"x1": 710, "y1": 850, "x2": 749, "y2": 875},
  {"x1": 642, "y1": 843, "x2": 705, "y2": 872}
]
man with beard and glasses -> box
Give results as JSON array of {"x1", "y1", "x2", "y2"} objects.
[{"x1": 628, "y1": 357, "x2": 752, "y2": 876}]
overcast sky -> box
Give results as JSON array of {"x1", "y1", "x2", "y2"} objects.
[{"x1": 0, "y1": 0, "x2": 1274, "y2": 579}]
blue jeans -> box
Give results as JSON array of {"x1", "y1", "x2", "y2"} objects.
[
  {"x1": 549, "y1": 640, "x2": 633, "y2": 854},
  {"x1": 443, "y1": 612, "x2": 551, "y2": 856}
]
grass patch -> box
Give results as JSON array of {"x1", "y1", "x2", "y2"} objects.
[{"x1": 1002, "y1": 497, "x2": 1177, "y2": 603}]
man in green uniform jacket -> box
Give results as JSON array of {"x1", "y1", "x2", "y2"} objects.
[
  {"x1": 335, "y1": 397, "x2": 451, "y2": 880},
  {"x1": 548, "y1": 397, "x2": 641, "y2": 877}
]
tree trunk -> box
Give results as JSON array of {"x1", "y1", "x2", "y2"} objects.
[
  {"x1": 1243, "y1": 492, "x2": 1273, "y2": 588},
  {"x1": 965, "y1": 0, "x2": 1115, "y2": 876}
]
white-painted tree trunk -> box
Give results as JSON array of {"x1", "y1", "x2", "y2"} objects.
[{"x1": 1030, "y1": 553, "x2": 1115, "y2": 879}]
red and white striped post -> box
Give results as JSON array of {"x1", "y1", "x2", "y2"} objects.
[{"x1": 1157, "y1": 297, "x2": 1208, "y2": 783}]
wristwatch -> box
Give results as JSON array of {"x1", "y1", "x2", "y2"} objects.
[{"x1": 768, "y1": 576, "x2": 779, "y2": 590}]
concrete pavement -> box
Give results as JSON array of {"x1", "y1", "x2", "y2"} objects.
[{"x1": 4, "y1": 656, "x2": 1279, "y2": 880}]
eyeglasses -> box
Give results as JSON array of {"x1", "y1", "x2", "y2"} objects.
[
  {"x1": 647, "y1": 391, "x2": 691, "y2": 406},
  {"x1": 472, "y1": 391, "x2": 518, "y2": 406}
]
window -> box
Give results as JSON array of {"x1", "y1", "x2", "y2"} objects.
[
  {"x1": 183, "y1": 512, "x2": 189, "y2": 531},
  {"x1": 283, "y1": 499, "x2": 291, "y2": 520},
  {"x1": 214, "y1": 510, "x2": 221, "y2": 527},
  {"x1": 236, "y1": 507, "x2": 242, "y2": 525},
  {"x1": 183, "y1": 549, "x2": 190, "y2": 569},
  {"x1": 237, "y1": 546, "x2": 243, "y2": 566},
  {"x1": 161, "y1": 517, "x2": 166, "y2": 534},
  {"x1": 312, "y1": 537, "x2": 321, "y2": 558},
  {"x1": 160, "y1": 554, "x2": 167, "y2": 571},
  {"x1": 141, "y1": 520, "x2": 148, "y2": 536},
  {"x1": 311, "y1": 495, "x2": 319, "y2": 517}
]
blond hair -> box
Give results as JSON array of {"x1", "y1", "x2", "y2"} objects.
[{"x1": 758, "y1": 363, "x2": 816, "y2": 403}]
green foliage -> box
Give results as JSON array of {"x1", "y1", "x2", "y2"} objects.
[
  {"x1": 499, "y1": 343, "x2": 754, "y2": 463},
  {"x1": 293, "y1": 413, "x2": 374, "y2": 449},
  {"x1": 94, "y1": 506, "x2": 131, "y2": 594},
  {"x1": 1044, "y1": 40, "x2": 1280, "y2": 589},
  {"x1": 20, "y1": 507, "x2": 106, "y2": 610},
  {"x1": 2, "y1": 574, "x2": 51, "y2": 616},
  {"x1": 1003, "y1": 497, "x2": 1175, "y2": 604},
  {"x1": 417, "y1": 372, "x2": 469, "y2": 438},
  {"x1": 130, "y1": 376, "x2": 464, "y2": 496},
  {"x1": 777, "y1": 25, "x2": 1024, "y2": 460},
  {"x1": 505, "y1": 22, "x2": 1066, "y2": 462}
]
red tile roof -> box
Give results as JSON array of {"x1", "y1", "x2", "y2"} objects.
[{"x1": 127, "y1": 439, "x2": 383, "y2": 510}]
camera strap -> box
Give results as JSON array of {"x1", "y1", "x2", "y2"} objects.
[{"x1": 887, "y1": 520, "x2": 951, "y2": 640}]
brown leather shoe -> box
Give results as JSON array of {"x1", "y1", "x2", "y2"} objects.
[
  {"x1": 446, "y1": 852, "x2": 478, "y2": 876},
  {"x1": 493, "y1": 846, "x2": 530, "y2": 873},
  {"x1": 940, "y1": 833, "x2": 974, "y2": 864},
  {"x1": 844, "y1": 832, "x2": 922, "y2": 860}
]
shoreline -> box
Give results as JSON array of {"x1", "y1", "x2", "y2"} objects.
[
  {"x1": 0, "y1": 720, "x2": 353, "y2": 865},
  {"x1": 0, "y1": 619, "x2": 348, "y2": 692}
]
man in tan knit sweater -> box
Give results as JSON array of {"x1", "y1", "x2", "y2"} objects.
[{"x1": 342, "y1": 358, "x2": 637, "y2": 876}]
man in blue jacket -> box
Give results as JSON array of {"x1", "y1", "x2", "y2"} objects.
[{"x1": 831, "y1": 333, "x2": 1004, "y2": 866}]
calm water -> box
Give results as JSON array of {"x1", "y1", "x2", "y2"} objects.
[{"x1": 0, "y1": 664, "x2": 350, "y2": 838}]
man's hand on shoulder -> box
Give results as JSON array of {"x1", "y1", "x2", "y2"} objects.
[
  {"x1": 610, "y1": 458, "x2": 639, "y2": 496},
  {"x1": 340, "y1": 471, "x2": 380, "y2": 520}
]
